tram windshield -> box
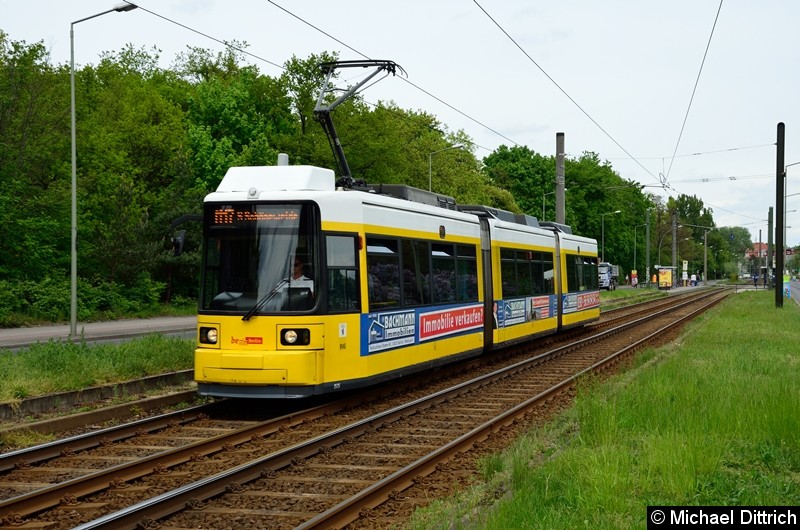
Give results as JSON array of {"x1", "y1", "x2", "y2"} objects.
[{"x1": 200, "y1": 202, "x2": 318, "y2": 314}]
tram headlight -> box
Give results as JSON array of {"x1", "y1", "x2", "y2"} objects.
[
  {"x1": 280, "y1": 328, "x2": 311, "y2": 346},
  {"x1": 199, "y1": 326, "x2": 218, "y2": 344}
]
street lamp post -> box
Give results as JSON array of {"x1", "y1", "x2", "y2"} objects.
[
  {"x1": 680, "y1": 223, "x2": 715, "y2": 285},
  {"x1": 428, "y1": 144, "x2": 462, "y2": 192},
  {"x1": 774, "y1": 160, "x2": 800, "y2": 301},
  {"x1": 600, "y1": 210, "x2": 621, "y2": 262},
  {"x1": 541, "y1": 188, "x2": 567, "y2": 221},
  {"x1": 783, "y1": 209, "x2": 797, "y2": 253},
  {"x1": 71, "y1": 2, "x2": 138, "y2": 338},
  {"x1": 542, "y1": 191, "x2": 554, "y2": 221},
  {"x1": 633, "y1": 223, "x2": 646, "y2": 273},
  {"x1": 656, "y1": 227, "x2": 680, "y2": 266},
  {"x1": 784, "y1": 162, "x2": 800, "y2": 254}
]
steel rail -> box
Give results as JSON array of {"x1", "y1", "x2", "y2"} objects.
[
  {"x1": 0, "y1": 354, "x2": 468, "y2": 522},
  {"x1": 0, "y1": 394, "x2": 366, "y2": 521},
  {"x1": 70, "y1": 290, "x2": 726, "y2": 530},
  {"x1": 300, "y1": 291, "x2": 727, "y2": 528},
  {"x1": 0, "y1": 401, "x2": 211, "y2": 473}
]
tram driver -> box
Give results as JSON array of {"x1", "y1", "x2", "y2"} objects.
[{"x1": 290, "y1": 256, "x2": 314, "y2": 294}]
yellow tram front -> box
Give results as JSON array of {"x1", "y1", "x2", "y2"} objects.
[
  {"x1": 193, "y1": 165, "x2": 364, "y2": 398},
  {"x1": 194, "y1": 197, "x2": 331, "y2": 398},
  {"x1": 193, "y1": 164, "x2": 486, "y2": 398}
]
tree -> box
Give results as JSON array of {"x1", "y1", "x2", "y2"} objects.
[
  {"x1": 175, "y1": 45, "x2": 297, "y2": 191},
  {"x1": 669, "y1": 194, "x2": 715, "y2": 237},
  {"x1": 75, "y1": 46, "x2": 189, "y2": 285},
  {"x1": 0, "y1": 33, "x2": 70, "y2": 280},
  {"x1": 482, "y1": 145, "x2": 553, "y2": 216},
  {"x1": 481, "y1": 147, "x2": 659, "y2": 273},
  {"x1": 561, "y1": 152, "x2": 654, "y2": 271}
]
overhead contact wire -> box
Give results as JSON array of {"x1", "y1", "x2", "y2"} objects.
[
  {"x1": 664, "y1": 0, "x2": 725, "y2": 183},
  {"x1": 472, "y1": 0, "x2": 662, "y2": 186},
  {"x1": 267, "y1": 0, "x2": 522, "y2": 148},
  {"x1": 123, "y1": 1, "x2": 285, "y2": 71}
]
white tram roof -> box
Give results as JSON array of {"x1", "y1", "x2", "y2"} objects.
[
  {"x1": 215, "y1": 165, "x2": 335, "y2": 194},
  {"x1": 206, "y1": 164, "x2": 597, "y2": 254}
]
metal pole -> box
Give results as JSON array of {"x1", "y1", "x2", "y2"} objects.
[
  {"x1": 671, "y1": 213, "x2": 677, "y2": 286},
  {"x1": 542, "y1": 190, "x2": 562, "y2": 222},
  {"x1": 555, "y1": 132, "x2": 565, "y2": 224},
  {"x1": 70, "y1": 23, "x2": 77, "y2": 337},
  {"x1": 428, "y1": 154, "x2": 432, "y2": 192},
  {"x1": 776, "y1": 122, "x2": 785, "y2": 307},
  {"x1": 600, "y1": 210, "x2": 620, "y2": 263},
  {"x1": 768, "y1": 207, "x2": 774, "y2": 289},
  {"x1": 428, "y1": 145, "x2": 462, "y2": 192},
  {"x1": 703, "y1": 229, "x2": 708, "y2": 286},
  {"x1": 645, "y1": 209, "x2": 651, "y2": 287},
  {"x1": 542, "y1": 193, "x2": 546, "y2": 220},
  {"x1": 70, "y1": 3, "x2": 139, "y2": 337}
]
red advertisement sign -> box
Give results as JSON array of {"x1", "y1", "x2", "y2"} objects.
[
  {"x1": 419, "y1": 304, "x2": 484, "y2": 341},
  {"x1": 576, "y1": 291, "x2": 600, "y2": 310}
]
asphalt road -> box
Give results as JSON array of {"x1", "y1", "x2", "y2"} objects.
[
  {"x1": 786, "y1": 278, "x2": 800, "y2": 305},
  {"x1": 0, "y1": 316, "x2": 197, "y2": 350}
]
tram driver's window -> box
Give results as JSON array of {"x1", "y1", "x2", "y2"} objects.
[{"x1": 326, "y1": 234, "x2": 360, "y2": 312}]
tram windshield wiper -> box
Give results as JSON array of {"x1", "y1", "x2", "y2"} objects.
[{"x1": 242, "y1": 279, "x2": 287, "y2": 321}]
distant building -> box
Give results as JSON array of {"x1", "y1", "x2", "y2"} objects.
[
  {"x1": 744, "y1": 243, "x2": 795, "y2": 260},
  {"x1": 744, "y1": 242, "x2": 768, "y2": 261}
]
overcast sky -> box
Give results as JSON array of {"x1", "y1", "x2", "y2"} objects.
[{"x1": 3, "y1": 0, "x2": 799, "y2": 247}]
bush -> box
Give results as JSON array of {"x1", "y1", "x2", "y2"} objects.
[
  {"x1": 0, "y1": 278, "x2": 68, "y2": 325},
  {"x1": 0, "y1": 275, "x2": 179, "y2": 327}
]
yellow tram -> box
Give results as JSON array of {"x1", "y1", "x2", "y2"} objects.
[{"x1": 194, "y1": 163, "x2": 599, "y2": 398}]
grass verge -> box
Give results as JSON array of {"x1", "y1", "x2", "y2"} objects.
[
  {"x1": 599, "y1": 285, "x2": 666, "y2": 310},
  {"x1": 406, "y1": 290, "x2": 800, "y2": 529},
  {"x1": 0, "y1": 335, "x2": 194, "y2": 401}
]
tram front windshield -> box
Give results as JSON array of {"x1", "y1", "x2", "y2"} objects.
[{"x1": 200, "y1": 202, "x2": 317, "y2": 314}]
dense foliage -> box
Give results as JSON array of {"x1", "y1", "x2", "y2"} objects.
[{"x1": 0, "y1": 32, "x2": 759, "y2": 324}]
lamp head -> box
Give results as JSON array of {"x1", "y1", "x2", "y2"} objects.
[{"x1": 114, "y1": 2, "x2": 138, "y2": 12}]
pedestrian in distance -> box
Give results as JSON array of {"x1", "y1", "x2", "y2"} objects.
[{"x1": 753, "y1": 274, "x2": 758, "y2": 289}]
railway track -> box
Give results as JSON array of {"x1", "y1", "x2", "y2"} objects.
[{"x1": 0, "y1": 288, "x2": 727, "y2": 529}]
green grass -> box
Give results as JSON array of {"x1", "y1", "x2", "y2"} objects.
[
  {"x1": 406, "y1": 290, "x2": 800, "y2": 529},
  {"x1": 600, "y1": 285, "x2": 665, "y2": 310},
  {"x1": 600, "y1": 287, "x2": 659, "y2": 300},
  {"x1": 0, "y1": 335, "x2": 194, "y2": 401}
]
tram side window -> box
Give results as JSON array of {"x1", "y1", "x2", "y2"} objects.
[
  {"x1": 501, "y1": 248, "x2": 554, "y2": 298},
  {"x1": 565, "y1": 255, "x2": 598, "y2": 292},
  {"x1": 367, "y1": 238, "x2": 401, "y2": 308},
  {"x1": 432, "y1": 243, "x2": 456, "y2": 304},
  {"x1": 517, "y1": 251, "x2": 533, "y2": 295},
  {"x1": 500, "y1": 249, "x2": 516, "y2": 297},
  {"x1": 402, "y1": 240, "x2": 432, "y2": 306},
  {"x1": 566, "y1": 256, "x2": 578, "y2": 292},
  {"x1": 326, "y1": 234, "x2": 360, "y2": 312},
  {"x1": 530, "y1": 253, "x2": 543, "y2": 294},
  {"x1": 541, "y1": 251, "x2": 555, "y2": 294},
  {"x1": 456, "y1": 245, "x2": 478, "y2": 302},
  {"x1": 583, "y1": 258, "x2": 599, "y2": 290},
  {"x1": 367, "y1": 237, "x2": 477, "y2": 308}
]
